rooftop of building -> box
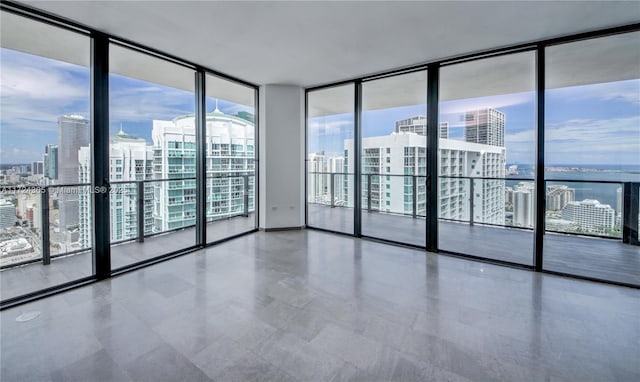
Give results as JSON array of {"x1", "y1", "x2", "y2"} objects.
[
  {"x1": 110, "y1": 126, "x2": 147, "y2": 143},
  {"x1": 569, "y1": 199, "x2": 614, "y2": 208},
  {"x1": 171, "y1": 107, "x2": 255, "y2": 126},
  {"x1": 59, "y1": 114, "x2": 88, "y2": 121}
]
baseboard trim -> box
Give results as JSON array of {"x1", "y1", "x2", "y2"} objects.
[{"x1": 262, "y1": 226, "x2": 305, "y2": 232}]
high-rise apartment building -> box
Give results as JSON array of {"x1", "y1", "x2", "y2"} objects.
[
  {"x1": 31, "y1": 161, "x2": 44, "y2": 176},
  {"x1": 507, "y1": 182, "x2": 535, "y2": 228},
  {"x1": 547, "y1": 185, "x2": 576, "y2": 211},
  {"x1": 57, "y1": 114, "x2": 89, "y2": 240},
  {"x1": 395, "y1": 118, "x2": 450, "y2": 140},
  {"x1": 346, "y1": 133, "x2": 427, "y2": 214},
  {"x1": 151, "y1": 109, "x2": 255, "y2": 233},
  {"x1": 616, "y1": 187, "x2": 623, "y2": 226},
  {"x1": 514, "y1": 190, "x2": 533, "y2": 228},
  {"x1": 562, "y1": 199, "x2": 615, "y2": 235},
  {"x1": 439, "y1": 138, "x2": 505, "y2": 224},
  {"x1": 307, "y1": 152, "x2": 326, "y2": 203},
  {"x1": 344, "y1": 115, "x2": 506, "y2": 223},
  {"x1": 327, "y1": 156, "x2": 344, "y2": 174},
  {"x1": 327, "y1": 155, "x2": 345, "y2": 203},
  {"x1": 464, "y1": 108, "x2": 505, "y2": 147},
  {"x1": 78, "y1": 129, "x2": 154, "y2": 247},
  {"x1": 0, "y1": 199, "x2": 15, "y2": 230},
  {"x1": 439, "y1": 122, "x2": 449, "y2": 139},
  {"x1": 307, "y1": 153, "x2": 345, "y2": 205},
  {"x1": 395, "y1": 116, "x2": 427, "y2": 135},
  {"x1": 43, "y1": 144, "x2": 59, "y2": 181}
]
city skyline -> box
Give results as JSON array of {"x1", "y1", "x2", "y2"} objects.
[
  {"x1": 0, "y1": 108, "x2": 257, "y2": 262},
  {"x1": 1, "y1": 101, "x2": 631, "y2": 262},
  {"x1": 1, "y1": 46, "x2": 639, "y2": 166},
  {"x1": 307, "y1": 111, "x2": 625, "y2": 237},
  {"x1": 308, "y1": 79, "x2": 639, "y2": 167},
  {"x1": 0, "y1": 47, "x2": 254, "y2": 164}
]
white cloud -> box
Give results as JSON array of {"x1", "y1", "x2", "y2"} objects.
[
  {"x1": 212, "y1": 101, "x2": 253, "y2": 115},
  {"x1": 546, "y1": 115, "x2": 640, "y2": 163},
  {"x1": 505, "y1": 129, "x2": 534, "y2": 143},
  {"x1": 308, "y1": 119, "x2": 353, "y2": 136},
  {"x1": 440, "y1": 92, "x2": 534, "y2": 116},
  {"x1": 1, "y1": 64, "x2": 87, "y2": 101},
  {"x1": 1, "y1": 49, "x2": 89, "y2": 139},
  {"x1": 549, "y1": 80, "x2": 640, "y2": 106},
  {"x1": 546, "y1": 116, "x2": 639, "y2": 142},
  {"x1": 109, "y1": 84, "x2": 194, "y2": 126},
  {"x1": 0, "y1": 144, "x2": 42, "y2": 164}
]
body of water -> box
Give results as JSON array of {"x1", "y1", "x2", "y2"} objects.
[{"x1": 506, "y1": 164, "x2": 639, "y2": 208}]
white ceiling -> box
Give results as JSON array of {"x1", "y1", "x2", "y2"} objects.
[{"x1": 19, "y1": 1, "x2": 640, "y2": 88}]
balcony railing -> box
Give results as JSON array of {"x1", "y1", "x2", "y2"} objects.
[
  {"x1": 307, "y1": 172, "x2": 354, "y2": 208},
  {"x1": 307, "y1": 172, "x2": 639, "y2": 245},
  {"x1": 0, "y1": 173, "x2": 255, "y2": 270}
]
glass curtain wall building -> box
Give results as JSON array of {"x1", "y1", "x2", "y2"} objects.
[
  {"x1": 306, "y1": 29, "x2": 639, "y2": 287},
  {"x1": 0, "y1": 6, "x2": 259, "y2": 306}
]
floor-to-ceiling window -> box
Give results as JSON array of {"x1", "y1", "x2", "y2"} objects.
[
  {"x1": 306, "y1": 84, "x2": 355, "y2": 234},
  {"x1": 360, "y1": 71, "x2": 428, "y2": 246},
  {"x1": 304, "y1": 27, "x2": 638, "y2": 285},
  {"x1": 0, "y1": 5, "x2": 260, "y2": 307},
  {"x1": 544, "y1": 31, "x2": 640, "y2": 285},
  {"x1": 0, "y1": 10, "x2": 93, "y2": 300},
  {"x1": 438, "y1": 52, "x2": 537, "y2": 265},
  {"x1": 108, "y1": 44, "x2": 197, "y2": 270},
  {"x1": 204, "y1": 74, "x2": 257, "y2": 243}
]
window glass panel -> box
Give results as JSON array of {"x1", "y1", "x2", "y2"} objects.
[
  {"x1": 108, "y1": 43, "x2": 196, "y2": 270},
  {"x1": 544, "y1": 32, "x2": 640, "y2": 285},
  {"x1": 360, "y1": 70, "x2": 427, "y2": 246},
  {"x1": 0, "y1": 11, "x2": 92, "y2": 300},
  {"x1": 307, "y1": 85, "x2": 355, "y2": 234},
  {"x1": 438, "y1": 51, "x2": 536, "y2": 265},
  {"x1": 205, "y1": 74, "x2": 256, "y2": 243}
]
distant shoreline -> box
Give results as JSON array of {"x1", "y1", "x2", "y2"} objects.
[{"x1": 546, "y1": 167, "x2": 640, "y2": 174}]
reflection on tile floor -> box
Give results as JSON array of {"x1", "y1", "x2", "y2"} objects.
[
  {"x1": 0, "y1": 215, "x2": 255, "y2": 301},
  {"x1": 1, "y1": 229, "x2": 639, "y2": 381},
  {"x1": 309, "y1": 204, "x2": 640, "y2": 285}
]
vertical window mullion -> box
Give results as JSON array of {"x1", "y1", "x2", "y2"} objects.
[
  {"x1": 354, "y1": 80, "x2": 362, "y2": 237},
  {"x1": 534, "y1": 46, "x2": 545, "y2": 271},
  {"x1": 91, "y1": 32, "x2": 111, "y2": 278},
  {"x1": 426, "y1": 65, "x2": 440, "y2": 252},
  {"x1": 195, "y1": 70, "x2": 207, "y2": 246}
]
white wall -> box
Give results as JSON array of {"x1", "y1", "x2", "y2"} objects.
[{"x1": 259, "y1": 85, "x2": 305, "y2": 229}]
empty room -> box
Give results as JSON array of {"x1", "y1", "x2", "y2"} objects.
[{"x1": 1, "y1": 1, "x2": 639, "y2": 381}]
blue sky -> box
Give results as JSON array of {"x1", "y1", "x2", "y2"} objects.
[
  {"x1": 0, "y1": 48, "x2": 252, "y2": 164},
  {"x1": 1, "y1": 47, "x2": 639, "y2": 167},
  {"x1": 309, "y1": 79, "x2": 640, "y2": 166}
]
